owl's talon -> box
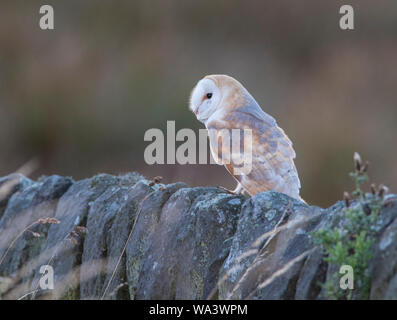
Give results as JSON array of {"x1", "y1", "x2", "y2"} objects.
[{"x1": 217, "y1": 186, "x2": 235, "y2": 194}]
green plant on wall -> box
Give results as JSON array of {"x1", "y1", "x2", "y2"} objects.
[{"x1": 313, "y1": 152, "x2": 389, "y2": 300}]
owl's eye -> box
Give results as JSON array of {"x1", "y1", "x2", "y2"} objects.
[{"x1": 206, "y1": 93, "x2": 213, "y2": 99}]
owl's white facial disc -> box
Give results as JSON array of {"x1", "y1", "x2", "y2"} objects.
[{"x1": 189, "y1": 78, "x2": 221, "y2": 123}]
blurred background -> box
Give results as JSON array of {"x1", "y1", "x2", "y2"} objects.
[{"x1": 0, "y1": 0, "x2": 396, "y2": 207}]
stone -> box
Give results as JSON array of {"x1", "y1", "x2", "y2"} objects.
[{"x1": 0, "y1": 172, "x2": 396, "y2": 300}]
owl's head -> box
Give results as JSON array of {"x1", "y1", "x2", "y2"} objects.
[{"x1": 189, "y1": 74, "x2": 247, "y2": 124}]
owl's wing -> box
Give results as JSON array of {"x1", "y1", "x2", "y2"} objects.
[{"x1": 207, "y1": 101, "x2": 301, "y2": 200}]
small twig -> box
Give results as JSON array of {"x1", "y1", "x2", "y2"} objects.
[
  {"x1": 100, "y1": 192, "x2": 152, "y2": 300},
  {"x1": 245, "y1": 248, "x2": 315, "y2": 299},
  {"x1": 30, "y1": 230, "x2": 72, "y2": 300},
  {"x1": 205, "y1": 201, "x2": 294, "y2": 300},
  {"x1": 0, "y1": 221, "x2": 40, "y2": 267},
  {"x1": 17, "y1": 289, "x2": 40, "y2": 300},
  {"x1": 108, "y1": 282, "x2": 128, "y2": 298}
]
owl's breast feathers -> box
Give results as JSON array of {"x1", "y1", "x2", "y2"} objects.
[{"x1": 206, "y1": 94, "x2": 301, "y2": 200}]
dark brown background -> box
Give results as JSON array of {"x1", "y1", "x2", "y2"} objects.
[{"x1": 1, "y1": 0, "x2": 396, "y2": 207}]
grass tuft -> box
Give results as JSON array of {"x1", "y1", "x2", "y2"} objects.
[{"x1": 313, "y1": 152, "x2": 388, "y2": 299}]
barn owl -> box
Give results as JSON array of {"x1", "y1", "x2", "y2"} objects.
[{"x1": 189, "y1": 74, "x2": 303, "y2": 201}]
